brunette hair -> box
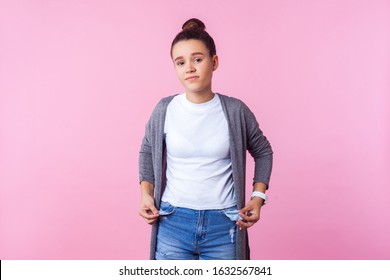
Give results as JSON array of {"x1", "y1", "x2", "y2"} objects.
[{"x1": 170, "y1": 18, "x2": 216, "y2": 58}]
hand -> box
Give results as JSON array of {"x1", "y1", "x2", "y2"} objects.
[
  {"x1": 139, "y1": 193, "x2": 159, "y2": 225},
  {"x1": 236, "y1": 197, "x2": 264, "y2": 230}
]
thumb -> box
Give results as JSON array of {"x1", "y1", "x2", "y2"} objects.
[
  {"x1": 239, "y1": 205, "x2": 250, "y2": 214},
  {"x1": 149, "y1": 203, "x2": 159, "y2": 215}
]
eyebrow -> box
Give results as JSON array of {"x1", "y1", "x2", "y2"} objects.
[{"x1": 174, "y1": 52, "x2": 205, "y2": 62}]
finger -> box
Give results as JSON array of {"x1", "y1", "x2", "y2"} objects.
[
  {"x1": 247, "y1": 213, "x2": 259, "y2": 222},
  {"x1": 239, "y1": 211, "x2": 258, "y2": 222},
  {"x1": 144, "y1": 217, "x2": 158, "y2": 225},
  {"x1": 236, "y1": 219, "x2": 255, "y2": 229},
  {"x1": 237, "y1": 213, "x2": 260, "y2": 227},
  {"x1": 139, "y1": 209, "x2": 159, "y2": 219},
  {"x1": 237, "y1": 222, "x2": 253, "y2": 230},
  {"x1": 145, "y1": 218, "x2": 157, "y2": 224},
  {"x1": 141, "y1": 211, "x2": 159, "y2": 223},
  {"x1": 148, "y1": 204, "x2": 159, "y2": 215},
  {"x1": 243, "y1": 221, "x2": 255, "y2": 229},
  {"x1": 239, "y1": 205, "x2": 250, "y2": 214}
]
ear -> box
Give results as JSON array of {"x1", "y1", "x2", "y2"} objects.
[{"x1": 212, "y1": 55, "x2": 219, "y2": 71}]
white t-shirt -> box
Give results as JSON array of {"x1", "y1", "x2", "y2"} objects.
[{"x1": 162, "y1": 93, "x2": 236, "y2": 210}]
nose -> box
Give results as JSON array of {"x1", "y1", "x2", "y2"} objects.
[{"x1": 186, "y1": 63, "x2": 196, "y2": 73}]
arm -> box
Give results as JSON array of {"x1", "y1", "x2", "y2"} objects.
[
  {"x1": 138, "y1": 106, "x2": 159, "y2": 225},
  {"x1": 238, "y1": 103, "x2": 273, "y2": 229}
]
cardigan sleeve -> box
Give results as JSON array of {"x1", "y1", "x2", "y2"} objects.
[
  {"x1": 139, "y1": 98, "x2": 165, "y2": 186},
  {"x1": 243, "y1": 103, "x2": 273, "y2": 188},
  {"x1": 138, "y1": 95, "x2": 175, "y2": 187},
  {"x1": 139, "y1": 115, "x2": 155, "y2": 185}
]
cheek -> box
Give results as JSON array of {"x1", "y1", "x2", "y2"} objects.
[
  {"x1": 175, "y1": 69, "x2": 186, "y2": 84},
  {"x1": 202, "y1": 63, "x2": 213, "y2": 73},
  {"x1": 174, "y1": 68, "x2": 181, "y2": 79},
  {"x1": 203, "y1": 67, "x2": 213, "y2": 79},
  {"x1": 175, "y1": 67, "x2": 184, "y2": 76}
]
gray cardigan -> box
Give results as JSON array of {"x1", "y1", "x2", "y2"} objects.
[{"x1": 139, "y1": 93, "x2": 273, "y2": 260}]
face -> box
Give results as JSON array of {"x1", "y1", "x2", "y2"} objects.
[{"x1": 171, "y1": 39, "x2": 218, "y2": 96}]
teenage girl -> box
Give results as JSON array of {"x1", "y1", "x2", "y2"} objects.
[{"x1": 139, "y1": 18, "x2": 273, "y2": 260}]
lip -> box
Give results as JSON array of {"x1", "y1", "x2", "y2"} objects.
[{"x1": 185, "y1": 76, "x2": 199, "y2": 81}]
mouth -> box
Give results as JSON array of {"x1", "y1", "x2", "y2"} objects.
[{"x1": 185, "y1": 76, "x2": 199, "y2": 81}]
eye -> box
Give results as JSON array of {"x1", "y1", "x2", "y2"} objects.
[
  {"x1": 176, "y1": 60, "x2": 185, "y2": 66},
  {"x1": 194, "y1": 57, "x2": 203, "y2": 63}
]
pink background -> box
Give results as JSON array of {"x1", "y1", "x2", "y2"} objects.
[{"x1": 1, "y1": 0, "x2": 389, "y2": 259}]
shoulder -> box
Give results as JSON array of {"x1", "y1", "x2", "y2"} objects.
[
  {"x1": 218, "y1": 93, "x2": 252, "y2": 113},
  {"x1": 218, "y1": 93, "x2": 243, "y2": 106},
  {"x1": 218, "y1": 93, "x2": 259, "y2": 127},
  {"x1": 156, "y1": 95, "x2": 176, "y2": 109},
  {"x1": 150, "y1": 95, "x2": 177, "y2": 117}
]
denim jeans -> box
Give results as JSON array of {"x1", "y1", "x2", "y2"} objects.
[{"x1": 156, "y1": 201, "x2": 241, "y2": 260}]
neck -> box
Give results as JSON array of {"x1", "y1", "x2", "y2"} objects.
[{"x1": 185, "y1": 90, "x2": 215, "y2": 104}]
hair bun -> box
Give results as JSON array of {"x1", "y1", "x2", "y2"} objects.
[{"x1": 182, "y1": 18, "x2": 206, "y2": 31}]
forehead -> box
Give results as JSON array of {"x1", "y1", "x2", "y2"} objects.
[{"x1": 172, "y1": 39, "x2": 208, "y2": 58}]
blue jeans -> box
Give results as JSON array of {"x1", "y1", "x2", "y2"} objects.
[{"x1": 156, "y1": 201, "x2": 241, "y2": 260}]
